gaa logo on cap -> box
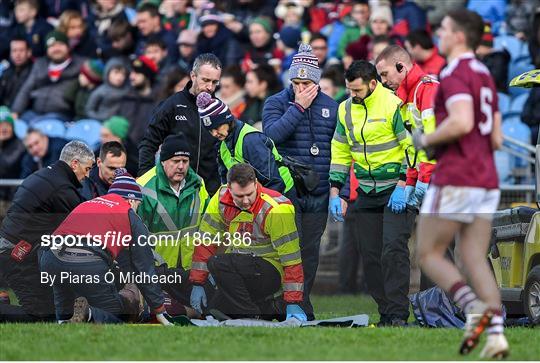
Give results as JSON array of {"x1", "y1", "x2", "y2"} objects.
[
  {"x1": 299, "y1": 68, "x2": 307, "y2": 79},
  {"x1": 128, "y1": 193, "x2": 135, "y2": 198},
  {"x1": 202, "y1": 116, "x2": 212, "y2": 127}
]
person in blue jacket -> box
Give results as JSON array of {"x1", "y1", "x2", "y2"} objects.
[
  {"x1": 262, "y1": 43, "x2": 338, "y2": 320},
  {"x1": 196, "y1": 92, "x2": 295, "y2": 200}
]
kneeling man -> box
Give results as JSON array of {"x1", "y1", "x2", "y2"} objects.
[{"x1": 189, "y1": 163, "x2": 306, "y2": 321}]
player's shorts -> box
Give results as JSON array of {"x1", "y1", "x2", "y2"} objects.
[{"x1": 420, "y1": 185, "x2": 500, "y2": 223}]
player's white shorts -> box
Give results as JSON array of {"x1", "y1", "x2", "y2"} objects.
[{"x1": 420, "y1": 185, "x2": 500, "y2": 223}]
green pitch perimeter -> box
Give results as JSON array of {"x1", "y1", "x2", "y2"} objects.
[{"x1": 0, "y1": 295, "x2": 538, "y2": 360}]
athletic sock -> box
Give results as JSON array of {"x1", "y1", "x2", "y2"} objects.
[
  {"x1": 449, "y1": 281, "x2": 484, "y2": 314},
  {"x1": 487, "y1": 309, "x2": 504, "y2": 335}
]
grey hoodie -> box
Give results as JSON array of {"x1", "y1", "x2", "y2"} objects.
[{"x1": 85, "y1": 57, "x2": 129, "y2": 121}]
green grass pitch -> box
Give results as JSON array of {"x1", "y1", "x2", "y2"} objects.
[{"x1": 1, "y1": 295, "x2": 538, "y2": 360}]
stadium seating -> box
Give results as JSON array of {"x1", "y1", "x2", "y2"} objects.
[
  {"x1": 33, "y1": 119, "x2": 66, "y2": 138},
  {"x1": 507, "y1": 92, "x2": 529, "y2": 117},
  {"x1": 494, "y1": 35, "x2": 529, "y2": 62},
  {"x1": 65, "y1": 119, "x2": 102, "y2": 149},
  {"x1": 14, "y1": 119, "x2": 28, "y2": 139},
  {"x1": 498, "y1": 92, "x2": 511, "y2": 117},
  {"x1": 502, "y1": 117, "x2": 532, "y2": 183}
]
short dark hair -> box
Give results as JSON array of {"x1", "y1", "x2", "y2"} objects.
[
  {"x1": 145, "y1": 36, "x2": 167, "y2": 50},
  {"x1": 345, "y1": 60, "x2": 378, "y2": 83},
  {"x1": 321, "y1": 65, "x2": 345, "y2": 88},
  {"x1": 250, "y1": 64, "x2": 282, "y2": 95},
  {"x1": 310, "y1": 33, "x2": 327, "y2": 44},
  {"x1": 372, "y1": 35, "x2": 392, "y2": 47},
  {"x1": 137, "y1": 3, "x2": 159, "y2": 17},
  {"x1": 108, "y1": 19, "x2": 134, "y2": 41},
  {"x1": 10, "y1": 35, "x2": 30, "y2": 48},
  {"x1": 222, "y1": 65, "x2": 245, "y2": 88},
  {"x1": 405, "y1": 30, "x2": 434, "y2": 50},
  {"x1": 227, "y1": 163, "x2": 257, "y2": 187},
  {"x1": 99, "y1": 141, "x2": 126, "y2": 161},
  {"x1": 446, "y1": 9, "x2": 484, "y2": 50}
]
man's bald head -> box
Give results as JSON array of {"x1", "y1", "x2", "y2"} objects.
[{"x1": 375, "y1": 45, "x2": 413, "y2": 91}]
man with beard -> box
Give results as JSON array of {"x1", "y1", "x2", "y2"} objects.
[
  {"x1": 11, "y1": 31, "x2": 84, "y2": 121},
  {"x1": 138, "y1": 53, "x2": 222, "y2": 195}
]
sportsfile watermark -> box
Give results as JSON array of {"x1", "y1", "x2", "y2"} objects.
[{"x1": 40, "y1": 231, "x2": 253, "y2": 250}]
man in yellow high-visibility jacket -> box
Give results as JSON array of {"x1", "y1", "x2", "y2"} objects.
[
  {"x1": 328, "y1": 60, "x2": 415, "y2": 327},
  {"x1": 189, "y1": 163, "x2": 306, "y2": 321}
]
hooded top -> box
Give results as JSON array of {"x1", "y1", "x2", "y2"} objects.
[{"x1": 85, "y1": 57, "x2": 130, "y2": 121}]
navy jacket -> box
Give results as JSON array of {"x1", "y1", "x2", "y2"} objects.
[
  {"x1": 262, "y1": 86, "x2": 338, "y2": 196},
  {"x1": 11, "y1": 18, "x2": 53, "y2": 58},
  {"x1": 20, "y1": 137, "x2": 68, "y2": 178},
  {"x1": 218, "y1": 119, "x2": 285, "y2": 193},
  {"x1": 79, "y1": 165, "x2": 109, "y2": 201}
]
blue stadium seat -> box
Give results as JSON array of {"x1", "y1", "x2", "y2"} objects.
[
  {"x1": 33, "y1": 119, "x2": 66, "y2": 138},
  {"x1": 494, "y1": 35, "x2": 529, "y2": 62},
  {"x1": 65, "y1": 119, "x2": 102, "y2": 148},
  {"x1": 467, "y1": 0, "x2": 506, "y2": 35},
  {"x1": 14, "y1": 119, "x2": 28, "y2": 139},
  {"x1": 508, "y1": 92, "x2": 530, "y2": 117},
  {"x1": 502, "y1": 117, "x2": 531, "y2": 180},
  {"x1": 495, "y1": 150, "x2": 511, "y2": 183},
  {"x1": 497, "y1": 92, "x2": 511, "y2": 117}
]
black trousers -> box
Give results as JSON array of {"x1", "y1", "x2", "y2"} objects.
[
  {"x1": 352, "y1": 188, "x2": 415, "y2": 321},
  {"x1": 338, "y1": 200, "x2": 364, "y2": 294},
  {"x1": 207, "y1": 254, "x2": 283, "y2": 320},
  {"x1": 0, "y1": 249, "x2": 55, "y2": 322}
]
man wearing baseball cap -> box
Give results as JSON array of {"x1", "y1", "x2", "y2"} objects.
[
  {"x1": 11, "y1": 30, "x2": 84, "y2": 121},
  {"x1": 41, "y1": 168, "x2": 175, "y2": 325}
]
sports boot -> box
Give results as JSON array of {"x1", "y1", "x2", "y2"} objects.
[
  {"x1": 459, "y1": 303, "x2": 492, "y2": 355},
  {"x1": 480, "y1": 333, "x2": 509, "y2": 359}
]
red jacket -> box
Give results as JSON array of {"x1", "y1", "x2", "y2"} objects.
[{"x1": 397, "y1": 64, "x2": 439, "y2": 184}]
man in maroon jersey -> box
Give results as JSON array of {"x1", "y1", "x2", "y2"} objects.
[{"x1": 412, "y1": 9, "x2": 508, "y2": 359}]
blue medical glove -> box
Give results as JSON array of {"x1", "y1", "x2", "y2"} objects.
[
  {"x1": 329, "y1": 195, "x2": 344, "y2": 222},
  {"x1": 286, "y1": 304, "x2": 307, "y2": 322},
  {"x1": 190, "y1": 285, "x2": 207, "y2": 314},
  {"x1": 405, "y1": 185, "x2": 418, "y2": 207},
  {"x1": 387, "y1": 185, "x2": 406, "y2": 213},
  {"x1": 414, "y1": 181, "x2": 429, "y2": 205}
]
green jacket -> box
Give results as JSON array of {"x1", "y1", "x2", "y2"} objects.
[{"x1": 137, "y1": 165, "x2": 209, "y2": 269}]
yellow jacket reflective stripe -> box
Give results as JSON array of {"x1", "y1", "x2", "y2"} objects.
[{"x1": 330, "y1": 82, "x2": 411, "y2": 193}]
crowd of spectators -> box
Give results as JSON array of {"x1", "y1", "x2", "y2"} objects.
[{"x1": 0, "y1": 0, "x2": 539, "y2": 191}]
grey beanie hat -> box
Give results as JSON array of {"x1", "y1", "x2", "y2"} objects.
[{"x1": 289, "y1": 43, "x2": 321, "y2": 84}]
